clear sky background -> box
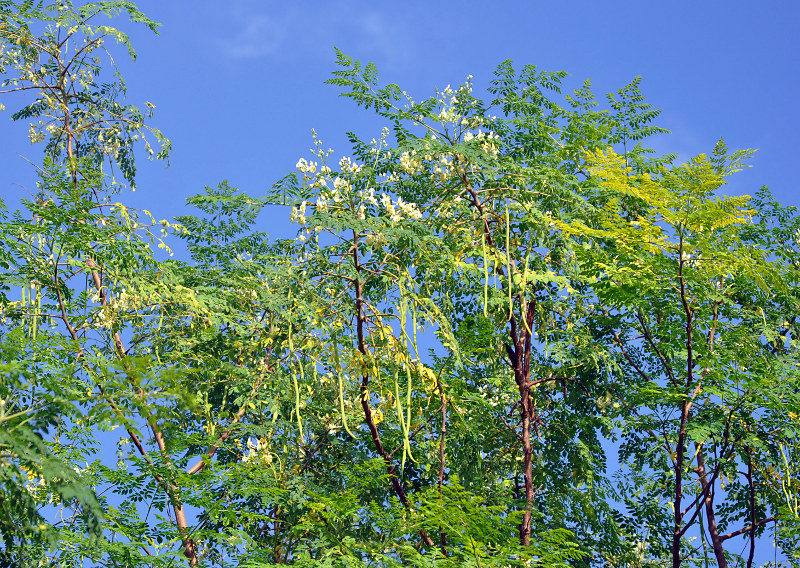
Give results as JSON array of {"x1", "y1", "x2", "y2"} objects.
[
  {"x1": 2, "y1": 0, "x2": 799, "y2": 233},
  {"x1": 1, "y1": 1, "x2": 798, "y2": 562}
]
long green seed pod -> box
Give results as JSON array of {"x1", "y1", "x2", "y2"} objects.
[
  {"x1": 481, "y1": 230, "x2": 489, "y2": 317},
  {"x1": 33, "y1": 283, "x2": 41, "y2": 340},
  {"x1": 287, "y1": 328, "x2": 304, "y2": 443},
  {"x1": 505, "y1": 202, "x2": 513, "y2": 320},
  {"x1": 21, "y1": 287, "x2": 27, "y2": 338},
  {"x1": 293, "y1": 355, "x2": 305, "y2": 444},
  {"x1": 332, "y1": 338, "x2": 357, "y2": 439},
  {"x1": 397, "y1": 288, "x2": 417, "y2": 468},
  {"x1": 402, "y1": 360, "x2": 417, "y2": 467},
  {"x1": 780, "y1": 445, "x2": 799, "y2": 516},
  {"x1": 408, "y1": 300, "x2": 417, "y2": 436},
  {"x1": 393, "y1": 367, "x2": 411, "y2": 464},
  {"x1": 521, "y1": 247, "x2": 534, "y2": 336}
]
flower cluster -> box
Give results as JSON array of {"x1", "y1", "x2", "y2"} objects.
[
  {"x1": 476, "y1": 381, "x2": 516, "y2": 409},
  {"x1": 398, "y1": 147, "x2": 467, "y2": 183},
  {"x1": 432, "y1": 82, "x2": 473, "y2": 127},
  {"x1": 289, "y1": 201, "x2": 308, "y2": 225},
  {"x1": 291, "y1": 145, "x2": 425, "y2": 227},
  {"x1": 338, "y1": 156, "x2": 361, "y2": 175},
  {"x1": 380, "y1": 193, "x2": 422, "y2": 223},
  {"x1": 332, "y1": 175, "x2": 349, "y2": 194},
  {"x1": 110, "y1": 288, "x2": 139, "y2": 311},
  {"x1": 86, "y1": 287, "x2": 159, "y2": 330},
  {"x1": 399, "y1": 152, "x2": 425, "y2": 175},
  {"x1": 242, "y1": 437, "x2": 272, "y2": 465},
  {"x1": 93, "y1": 306, "x2": 115, "y2": 330},
  {"x1": 296, "y1": 157, "x2": 317, "y2": 174},
  {"x1": 464, "y1": 129, "x2": 501, "y2": 159},
  {"x1": 296, "y1": 158, "x2": 318, "y2": 182}
]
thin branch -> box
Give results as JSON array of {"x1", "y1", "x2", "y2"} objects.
[{"x1": 718, "y1": 516, "x2": 776, "y2": 542}]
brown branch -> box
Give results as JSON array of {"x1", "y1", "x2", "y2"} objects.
[
  {"x1": 610, "y1": 326, "x2": 652, "y2": 384},
  {"x1": 693, "y1": 445, "x2": 728, "y2": 568},
  {"x1": 186, "y1": 364, "x2": 272, "y2": 475},
  {"x1": 718, "y1": 516, "x2": 776, "y2": 542},
  {"x1": 527, "y1": 376, "x2": 591, "y2": 398},
  {"x1": 744, "y1": 447, "x2": 756, "y2": 568},
  {"x1": 635, "y1": 310, "x2": 678, "y2": 385},
  {"x1": 497, "y1": 407, "x2": 524, "y2": 443},
  {"x1": 772, "y1": 316, "x2": 797, "y2": 355},
  {"x1": 350, "y1": 229, "x2": 435, "y2": 549},
  {"x1": 437, "y1": 373, "x2": 448, "y2": 557},
  {"x1": 672, "y1": 234, "x2": 692, "y2": 568},
  {"x1": 84, "y1": 257, "x2": 197, "y2": 564}
]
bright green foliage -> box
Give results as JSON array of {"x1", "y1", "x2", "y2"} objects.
[
  {"x1": 268, "y1": 49, "x2": 670, "y2": 564},
  {"x1": 558, "y1": 144, "x2": 800, "y2": 566},
  {"x1": 0, "y1": 0, "x2": 169, "y2": 188},
  {"x1": 0, "y1": 337, "x2": 103, "y2": 565},
  {"x1": 1, "y1": 4, "x2": 799, "y2": 568}
]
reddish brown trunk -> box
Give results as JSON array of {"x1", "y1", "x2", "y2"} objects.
[
  {"x1": 86, "y1": 259, "x2": 198, "y2": 564},
  {"x1": 695, "y1": 447, "x2": 728, "y2": 568},
  {"x1": 53, "y1": 44, "x2": 199, "y2": 565},
  {"x1": 673, "y1": 238, "x2": 693, "y2": 568},
  {"x1": 519, "y1": 384, "x2": 535, "y2": 546},
  {"x1": 672, "y1": 399, "x2": 687, "y2": 568},
  {"x1": 507, "y1": 298, "x2": 537, "y2": 546},
  {"x1": 350, "y1": 231, "x2": 435, "y2": 549}
]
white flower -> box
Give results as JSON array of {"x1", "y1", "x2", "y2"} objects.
[
  {"x1": 360, "y1": 187, "x2": 378, "y2": 206},
  {"x1": 290, "y1": 201, "x2": 307, "y2": 225},
  {"x1": 295, "y1": 158, "x2": 317, "y2": 174},
  {"x1": 399, "y1": 152, "x2": 424, "y2": 175},
  {"x1": 333, "y1": 177, "x2": 350, "y2": 193},
  {"x1": 339, "y1": 156, "x2": 361, "y2": 175},
  {"x1": 242, "y1": 437, "x2": 272, "y2": 464},
  {"x1": 384, "y1": 204, "x2": 399, "y2": 223}
]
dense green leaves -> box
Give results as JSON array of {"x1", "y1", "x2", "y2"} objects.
[{"x1": 1, "y1": 3, "x2": 799, "y2": 567}]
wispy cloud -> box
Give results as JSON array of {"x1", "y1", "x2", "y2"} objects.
[
  {"x1": 223, "y1": 14, "x2": 286, "y2": 59},
  {"x1": 350, "y1": 10, "x2": 412, "y2": 66},
  {"x1": 648, "y1": 112, "x2": 704, "y2": 164},
  {"x1": 218, "y1": 1, "x2": 418, "y2": 68}
]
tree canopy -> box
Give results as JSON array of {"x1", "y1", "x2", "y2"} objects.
[{"x1": 1, "y1": 3, "x2": 799, "y2": 567}]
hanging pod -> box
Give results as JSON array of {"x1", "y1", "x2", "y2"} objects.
[{"x1": 332, "y1": 337, "x2": 357, "y2": 439}]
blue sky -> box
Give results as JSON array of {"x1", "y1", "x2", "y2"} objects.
[{"x1": 3, "y1": 0, "x2": 798, "y2": 233}]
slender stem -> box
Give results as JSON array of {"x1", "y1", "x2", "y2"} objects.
[
  {"x1": 437, "y1": 373, "x2": 448, "y2": 556},
  {"x1": 673, "y1": 232, "x2": 692, "y2": 568},
  {"x1": 695, "y1": 445, "x2": 727, "y2": 568},
  {"x1": 745, "y1": 448, "x2": 756, "y2": 568},
  {"x1": 350, "y1": 230, "x2": 435, "y2": 548}
]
